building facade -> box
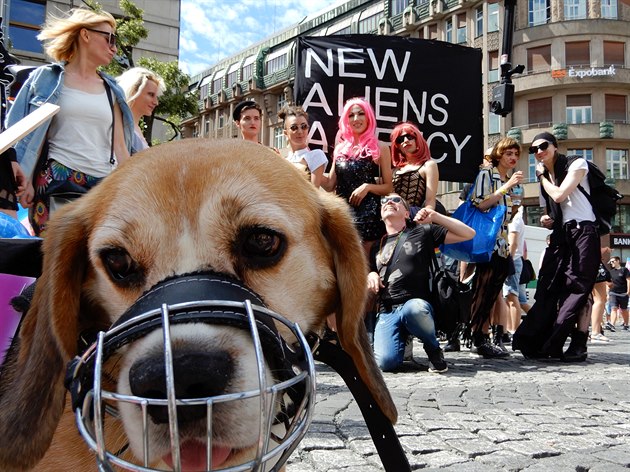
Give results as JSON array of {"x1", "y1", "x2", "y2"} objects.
[
  {"x1": 182, "y1": 0, "x2": 628, "y2": 257},
  {"x1": 1, "y1": 0, "x2": 181, "y2": 66}
]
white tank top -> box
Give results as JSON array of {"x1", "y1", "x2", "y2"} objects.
[{"x1": 47, "y1": 86, "x2": 114, "y2": 178}]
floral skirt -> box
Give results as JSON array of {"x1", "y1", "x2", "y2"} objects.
[{"x1": 31, "y1": 160, "x2": 101, "y2": 236}]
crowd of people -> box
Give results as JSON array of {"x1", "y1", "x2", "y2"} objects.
[{"x1": 1, "y1": 7, "x2": 622, "y2": 376}]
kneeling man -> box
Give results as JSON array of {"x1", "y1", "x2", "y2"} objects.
[{"x1": 368, "y1": 194, "x2": 475, "y2": 372}]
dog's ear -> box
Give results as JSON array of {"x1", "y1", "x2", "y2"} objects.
[
  {"x1": 0, "y1": 203, "x2": 91, "y2": 470},
  {"x1": 319, "y1": 193, "x2": 397, "y2": 424}
]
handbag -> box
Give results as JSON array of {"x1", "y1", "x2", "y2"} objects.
[
  {"x1": 519, "y1": 257, "x2": 537, "y2": 285},
  {"x1": 430, "y1": 251, "x2": 472, "y2": 334},
  {"x1": 440, "y1": 171, "x2": 506, "y2": 263}
]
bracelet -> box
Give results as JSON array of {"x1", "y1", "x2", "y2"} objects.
[{"x1": 498, "y1": 187, "x2": 508, "y2": 196}]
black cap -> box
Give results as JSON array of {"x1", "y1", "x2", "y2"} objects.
[
  {"x1": 532, "y1": 131, "x2": 558, "y2": 147},
  {"x1": 233, "y1": 100, "x2": 258, "y2": 121}
]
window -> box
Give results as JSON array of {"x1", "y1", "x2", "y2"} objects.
[
  {"x1": 528, "y1": 97, "x2": 552, "y2": 125},
  {"x1": 274, "y1": 127, "x2": 286, "y2": 150},
  {"x1": 8, "y1": 0, "x2": 46, "y2": 53},
  {"x1": 528, "y1": 155, "x2": 537, "y2": 182},
  {"x1": 475, "y1": 7, "x2": 483, "y2": 37},
  {"x1": 529, "y1": 0, "x2": 550, "y2": 26},
  {"x1": 331, "y1": 27, "x2": 351, "y2": 35},
  {"x1": 564, "y1": 0, "x2": 586, "y2": 20},
  {"x1": 488, "y1": 112, "x2": 500, "y2": 134},
  {"x1": 606, "y1": 95, "x2": 627, "y2": 123},
  {"x1": 457, "y1": 15, "x2": 467, "y2": 44},
  {"x1": 565, "y1": 41, "x2": 590, "y2": 68},
  {"x1": 199, "y1": 76, "x2": 212, "y2": 100},
  {"x1": 488, "y1": 50, "x2": 499, "y2": 83},
  {"x1": 445, "y1": 18, "x2": 453, "y2": 43},
  {"x1": 204, "y1": 117, "x2": 211, "y2": 137},
  {"x1": 525, "y1": 206, "x2": 545, "y2": 226},
  {"x1": 212, "y1": 78, "x2": 223, "y2": 94},
  {"x1": 218, "y1": 112, "x2": 225, "y2": 129},
  {"x1": 566, "y1": 94, "x2": 592, "y2": 124},
  {"x1": 390, "y1": 0, "x2": 406, "y2": 16},
  {"x1": 604, "y1": 41, "x2": 625, "y2": 67},
  {"x1": 607, "y1": 149, "x2": 629, "y2": 180},
  {"x1": 488, "y1": 3, "x2": 499, "y2": 32},
  {"x1": 566, "y1": 149, "x2": 593, "y2": 161},
  {"x1": 359, "y1": 13, "x2": 381, "y2": 33},
  {"x1": 277, "y1": 93, "x2": 287, "y2": 114},
  {"x1": 527, "y1": 45, "x2": 551, "y2": 73},
  {"x1": 226, "y1": 63, "x2": 239, "y2": 88},
  {"x1": 601, "y1": 0, "x2": 618, "y2": 19},
  {"x1": 265, "y1": 49, "x2": 289, "y2": 75}
]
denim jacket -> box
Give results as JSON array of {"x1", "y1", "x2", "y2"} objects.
[{"x1": 7, "y1": 62, "x2": 134, "y2": 179}]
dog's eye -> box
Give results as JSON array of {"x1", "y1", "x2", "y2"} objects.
[
  {"x1": 100, "y1": 248, "x2": 144, "y2": 286},
  {"x1": 236, "y1": 226, "x2": 286, "y2": 269}
]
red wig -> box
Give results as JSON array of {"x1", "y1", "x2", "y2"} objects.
[{"x1": 390, "y1": 122, "x2": 431, "y2": 168}]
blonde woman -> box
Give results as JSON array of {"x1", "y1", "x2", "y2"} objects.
[
  {"x1": 7, "y1": 8, "x2": 134, "y2": 236},
  {"x1": 117, "y1": 67, "x2": 165, "y2": 153}
]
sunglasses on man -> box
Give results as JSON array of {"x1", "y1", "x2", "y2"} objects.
[
  {"x1": 381, "y1": 196, "x2": 403, "y2": 205},
  {"x1": 529, "y1": 141, "x2": 550, "y2": 154},
  {"x1": 85, "y1": 28, "x2": 117, "y2": 47}
]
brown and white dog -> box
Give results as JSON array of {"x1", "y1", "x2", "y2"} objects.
[{"x1": 0, "y1": 139, "x2": 396, "y2": 471}]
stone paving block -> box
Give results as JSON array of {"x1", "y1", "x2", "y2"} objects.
[
  {"x1": 306, "y1": 449, "x2": 371, "y2": 469},
  {"x1": 590, "y1": 446, "x2": 630, "y2": 466},
  {"x1": 417, "y1": 450, "x2": 469, "y2": 468},
  {"x1": 504, "y1": 439, "x2": 562, "y2": 458},
  {"x1": 298, "y1": 433, "x2": 345, "y2": 451},
  {"x1": 399, "y1": 433, "x2": 446, "y2": 454},
  {"x1": 430, "y1": 428, "x2": 478, "y2": 441},
  {"x1": 447, "y1": 437, "x2": 500, "y2": 457},
  {"x1": 473, "y1": 449, "x2": 532, "y2": 471},
  {"x1": 477, "y1": 428, "x2": 526, "y2": 443},
  {"x1": 346, "y1": 438, "x2": 377, "y2": 456},
  {"x1": 421, "y1": 420, "x2": 462, "y2": 431}
]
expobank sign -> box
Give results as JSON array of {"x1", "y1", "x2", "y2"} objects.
[{"x1": 552, "y1": 65, "x2": 617, "y2": 79}]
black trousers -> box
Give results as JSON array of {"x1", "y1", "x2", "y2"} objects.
[{"x1": 513, "y1": 221, "x2": 600, "y2": 354}]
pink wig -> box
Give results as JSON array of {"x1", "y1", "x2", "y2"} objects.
[
  {"x1": 334, "y1": 98, "x2": 380, "y2": 161},
  {"x1": 390, "y1": 122, "x2": 431, "y2": 168}
]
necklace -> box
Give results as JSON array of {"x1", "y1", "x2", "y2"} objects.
[{"x1": 377, "y1": 229, "x2": 405, "y2": 266}]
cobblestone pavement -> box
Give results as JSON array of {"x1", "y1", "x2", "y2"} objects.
[{"x1": 287, "y1": 329, "x2": 630, "y2": 471}]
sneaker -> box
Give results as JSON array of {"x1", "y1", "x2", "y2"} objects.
[
  {"x1": 474, "y1": 341, "x2": 511, "y2": 359},
  {"x1": 590, "y1": 333, "x2": 610, "y2": 343},
  {"x1": 502, "y1": 332, "x2": 512, "y2": 344},
  {"x1": 604, "y1": 321, "x2": 616, "y2": 332},
  {"x1": 623, "y1": 325, "x2": 630, "y2": 331},
  {"x1": 403, "y1": 337, "x2": 414, "y2": 361},
  {"x1": 427, "y1": 348, "x2": 448, "y2": 373}
]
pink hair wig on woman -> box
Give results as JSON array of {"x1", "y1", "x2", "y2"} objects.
[
  {"x1": 334, "y1": 98, "x2": 380, "y2": 161},
  {"x1": 390, "y1": 122, "x2": 431, "y2": 168}
]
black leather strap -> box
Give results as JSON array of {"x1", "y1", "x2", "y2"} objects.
[{"x1": 310, "y1": 334, "x2": 411, "y2": 472}]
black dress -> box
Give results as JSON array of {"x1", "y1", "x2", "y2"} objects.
[{"x1": 335, "y1": 152, "x2": 384, "y2": 241}]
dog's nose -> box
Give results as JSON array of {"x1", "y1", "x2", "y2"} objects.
[{"x1": 128, "y1": 351, "x2": 234, "y2": 424}]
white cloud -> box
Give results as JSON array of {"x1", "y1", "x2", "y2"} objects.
[{"x1": 180, "y1": 0, "x2": 349, "y2": 73}]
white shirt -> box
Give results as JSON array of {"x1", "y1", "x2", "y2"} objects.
[
  {"x1": 508, "y1": 206, "x2": 525, "y2": 259},
  {"x1": 47, "y1": 87, "x2": 114, "y2": 177},
  {"x1": 287, "y1": 148, "x2": 328, "y2": 173},
  {"x1": 560, "y1": 159, "x2": 596, "y2": 223}
]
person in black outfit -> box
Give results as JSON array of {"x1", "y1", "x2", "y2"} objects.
[
  {"x1": 0, "y1": 148, "x2": 26, "y2": 219},
  {"x1": 607, "y1": 256, "x2": 630, "y2": 330},
  {"x1": 367, "y1": 193, "x2": 475, "y2": 372},
  {"x1": 513, "y1": 132, "x2": 600, "y2": 362}
]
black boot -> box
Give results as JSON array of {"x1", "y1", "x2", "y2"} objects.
[
  {"x1": 493, "y1": 325, "x2": 509, "y2": 353},
  {"x1": 444, "y1": 323, "x2": 462, "y2": 352},
  {"x1": 562, "y1": 330, "x2": 588, "y2": 362}
]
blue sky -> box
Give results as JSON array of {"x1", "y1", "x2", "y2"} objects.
[{"x1": 179, "y1": 0, "x2": 343, "y2": 77}]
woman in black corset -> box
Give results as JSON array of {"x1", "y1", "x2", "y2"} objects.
[{"x1": 390, "y1": 122, "x2": 444, "y2": 220}]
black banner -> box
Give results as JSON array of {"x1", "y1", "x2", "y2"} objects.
[{"x1": 294, "y1": 35, "x2": 483, "y2": 183}]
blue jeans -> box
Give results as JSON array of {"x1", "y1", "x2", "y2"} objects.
[{"x1": 373, "y1": 298, "x2": 440, "y2": 371}]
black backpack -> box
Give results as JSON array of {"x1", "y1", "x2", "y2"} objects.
[{"x1": 568, "y1": 156, "x2": 622, "y2": 235}]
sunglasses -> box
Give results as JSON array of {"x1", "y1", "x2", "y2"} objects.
[
  {"x1": 289, "y1": 123, "x2": 309, "y2": 132},
  {"x1": 381, "y1": 196, "x2": 403, "y2": 205},
  {"x1": 395, "y1": 134, "x2": 416, "y2": 145},
  {"x1": 528, "y1": 141, "x2": 550, "y2": 154},
  {"x1": 85, "y1": 28, "x2": 117, "y2": 47}
]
